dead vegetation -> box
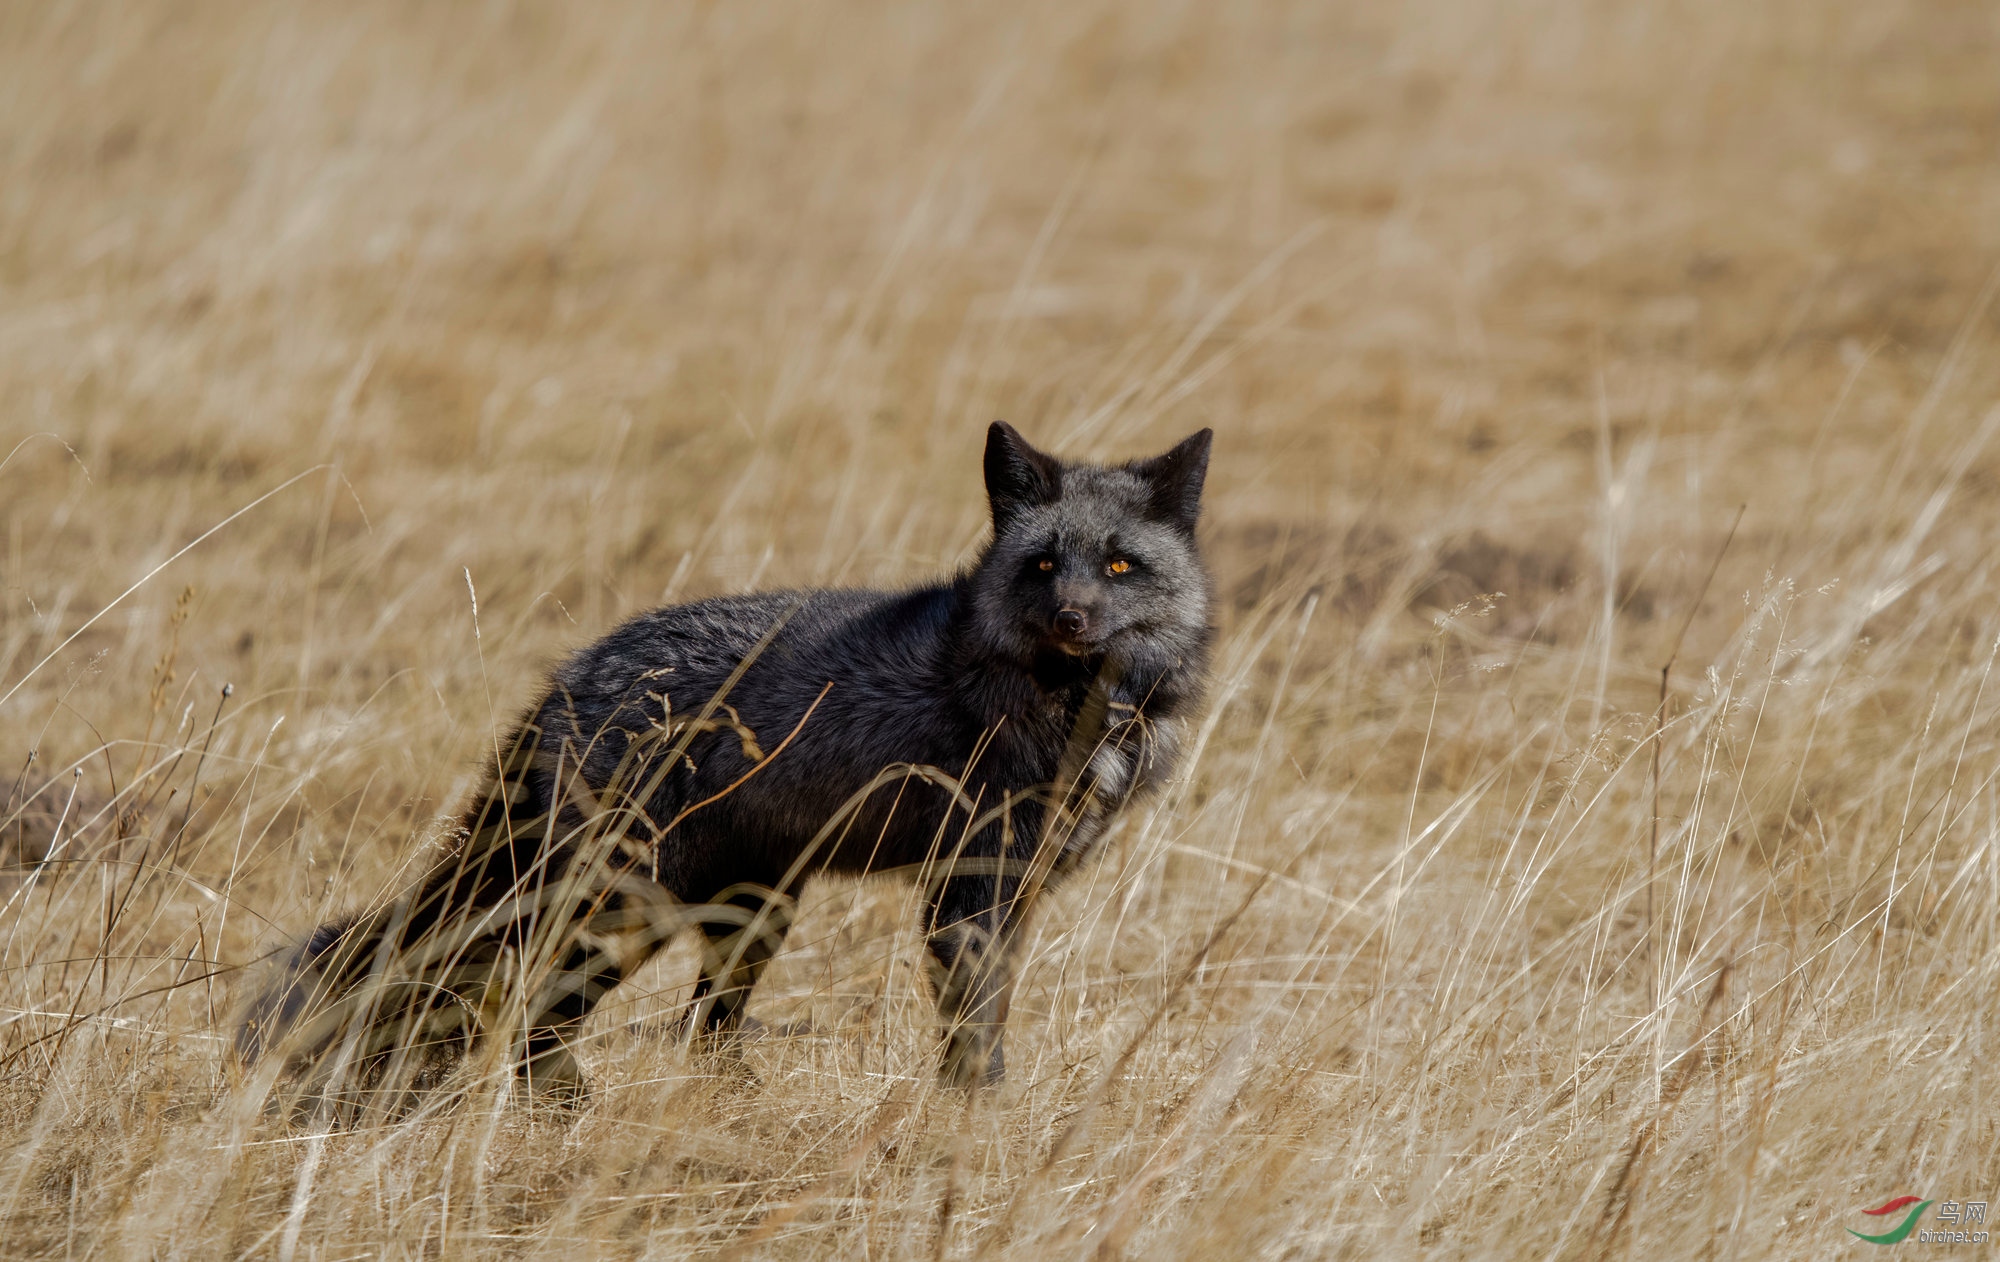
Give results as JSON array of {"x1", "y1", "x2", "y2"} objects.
[{"x1": 2, "y1": 1, "x2": 1998, "y2": 1257}]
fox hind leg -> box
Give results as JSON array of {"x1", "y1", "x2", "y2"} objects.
[
  {"x1": 685, "y1": 885, "x2": 795, "y2": 1043},
  {"x1": 516, "y1": 887, "x2": 680, "y2": 1102},
  {"x1": 517, "y1": 941, "x2": 617, "y2": 1102}
]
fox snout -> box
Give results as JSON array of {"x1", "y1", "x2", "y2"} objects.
[{"x1": 1048, "y1": 604, "x2": 1104, "y2": 654}]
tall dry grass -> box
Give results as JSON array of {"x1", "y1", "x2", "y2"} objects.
[{"x1": 2, "y1": 1, "x2": 1997, "y2": 1256}]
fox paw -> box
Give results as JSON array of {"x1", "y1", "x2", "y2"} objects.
[{"x1": 518, "y1": 1046, "x2": 589, "y2": 1106}]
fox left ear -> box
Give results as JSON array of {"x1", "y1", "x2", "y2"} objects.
[
  {"x1": 1131, "y1": 428, "x2": 1212, "y2": 532},
  {"x1": 985, "y1": 421, "x2": 1063, "y2": 529}
]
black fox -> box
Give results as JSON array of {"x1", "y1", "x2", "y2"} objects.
[{"x1": 241, "y1": 422, "x2": 1213, "y2": 1104}]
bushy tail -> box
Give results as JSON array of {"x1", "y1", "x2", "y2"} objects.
[
  {"x1": 237, "y1": 722, "x2": 686, "y2": 1114},
  {"x1": 234, "y1": 916, "x2": 361, "y2": 1067}
]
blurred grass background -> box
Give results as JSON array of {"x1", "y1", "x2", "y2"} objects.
[{"x1": 2, "y1": 2, "x2": 1997, "y2": 1257}]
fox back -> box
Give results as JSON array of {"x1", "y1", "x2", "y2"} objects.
[{"x1": 242, "y1": 422, "x2": 1214, "y2": 1106}]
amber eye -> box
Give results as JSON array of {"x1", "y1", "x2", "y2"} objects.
[
  {"x1": 1037, "y1": 558, "x2": 1054, "y2": 572},
  {"x1": 1107, "y1": 558, "x2": 1132, "y2": 575}
]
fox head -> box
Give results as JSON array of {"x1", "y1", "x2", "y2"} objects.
[{"x1": 970, "y1": 421, "x2": 1213, "y2": 673}]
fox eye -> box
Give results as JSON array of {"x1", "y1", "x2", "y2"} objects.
[
  {"x1": 1106, "y1": 558, "x2": 1132, "y2": 576},
  {"x1": 1037, "y1": 558, "x2": 1055, "y2": 573}
]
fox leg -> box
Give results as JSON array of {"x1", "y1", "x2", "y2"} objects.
[
  {"x1": 924, "y1": 874, "x2": 1020, "y2": 1088},
  {"x1": 516, "y1": 941, "x2": 621, "y2": 1101},
  {"x1": 686, "y1": 885, "x2": 795, "y2": 1040},
  {"x1": 516, "y1": 886, "x2": 679, "y2": 1100}
]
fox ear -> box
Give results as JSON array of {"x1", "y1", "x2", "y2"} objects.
[
  {"x1": 984, "y1": 421, "x2": 1060, "y2": 527},
  {"x1": 1131, "y1": 428, "x2": 1212, "y2": 532}
]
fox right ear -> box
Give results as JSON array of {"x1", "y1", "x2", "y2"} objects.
[
  {"x1": 1129, "y1": 427, "x2": 1212, "y2": 533},
  {"x1": 984, "y1": 421, "x2": 1060, "y2": 527}
]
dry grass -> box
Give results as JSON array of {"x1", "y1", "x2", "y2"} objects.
[{"x1": 3, "y1": 1, "x2": 1999, "y2": 1257}]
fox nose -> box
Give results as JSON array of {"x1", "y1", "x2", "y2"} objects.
[{"x1": 1054, "y1": 608, "x2": 1089, "y2": 637}]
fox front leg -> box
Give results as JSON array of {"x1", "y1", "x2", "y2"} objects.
[
  {"x1": 924, "y1": 874, "x2": 1020, "y2": 1087},
  {"x1": 1100, "y1": 634, "x2": 1201, "y2": 721},
  {"x1": 1090, "y1": 637, "x2": 1201, "y2": 795}
]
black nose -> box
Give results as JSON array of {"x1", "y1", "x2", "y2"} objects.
[{"x1": 1054, "y1": 609, "x2": 1088, "y2": 636}]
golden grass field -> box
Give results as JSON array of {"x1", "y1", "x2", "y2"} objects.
[{"x1": 3, "y1": 1, "x2": 1998, "y2": 1256}]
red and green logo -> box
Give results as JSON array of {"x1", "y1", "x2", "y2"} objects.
[{"x1": 1849, "y1": 1196, "x2": 1934, "y2": 1245}]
